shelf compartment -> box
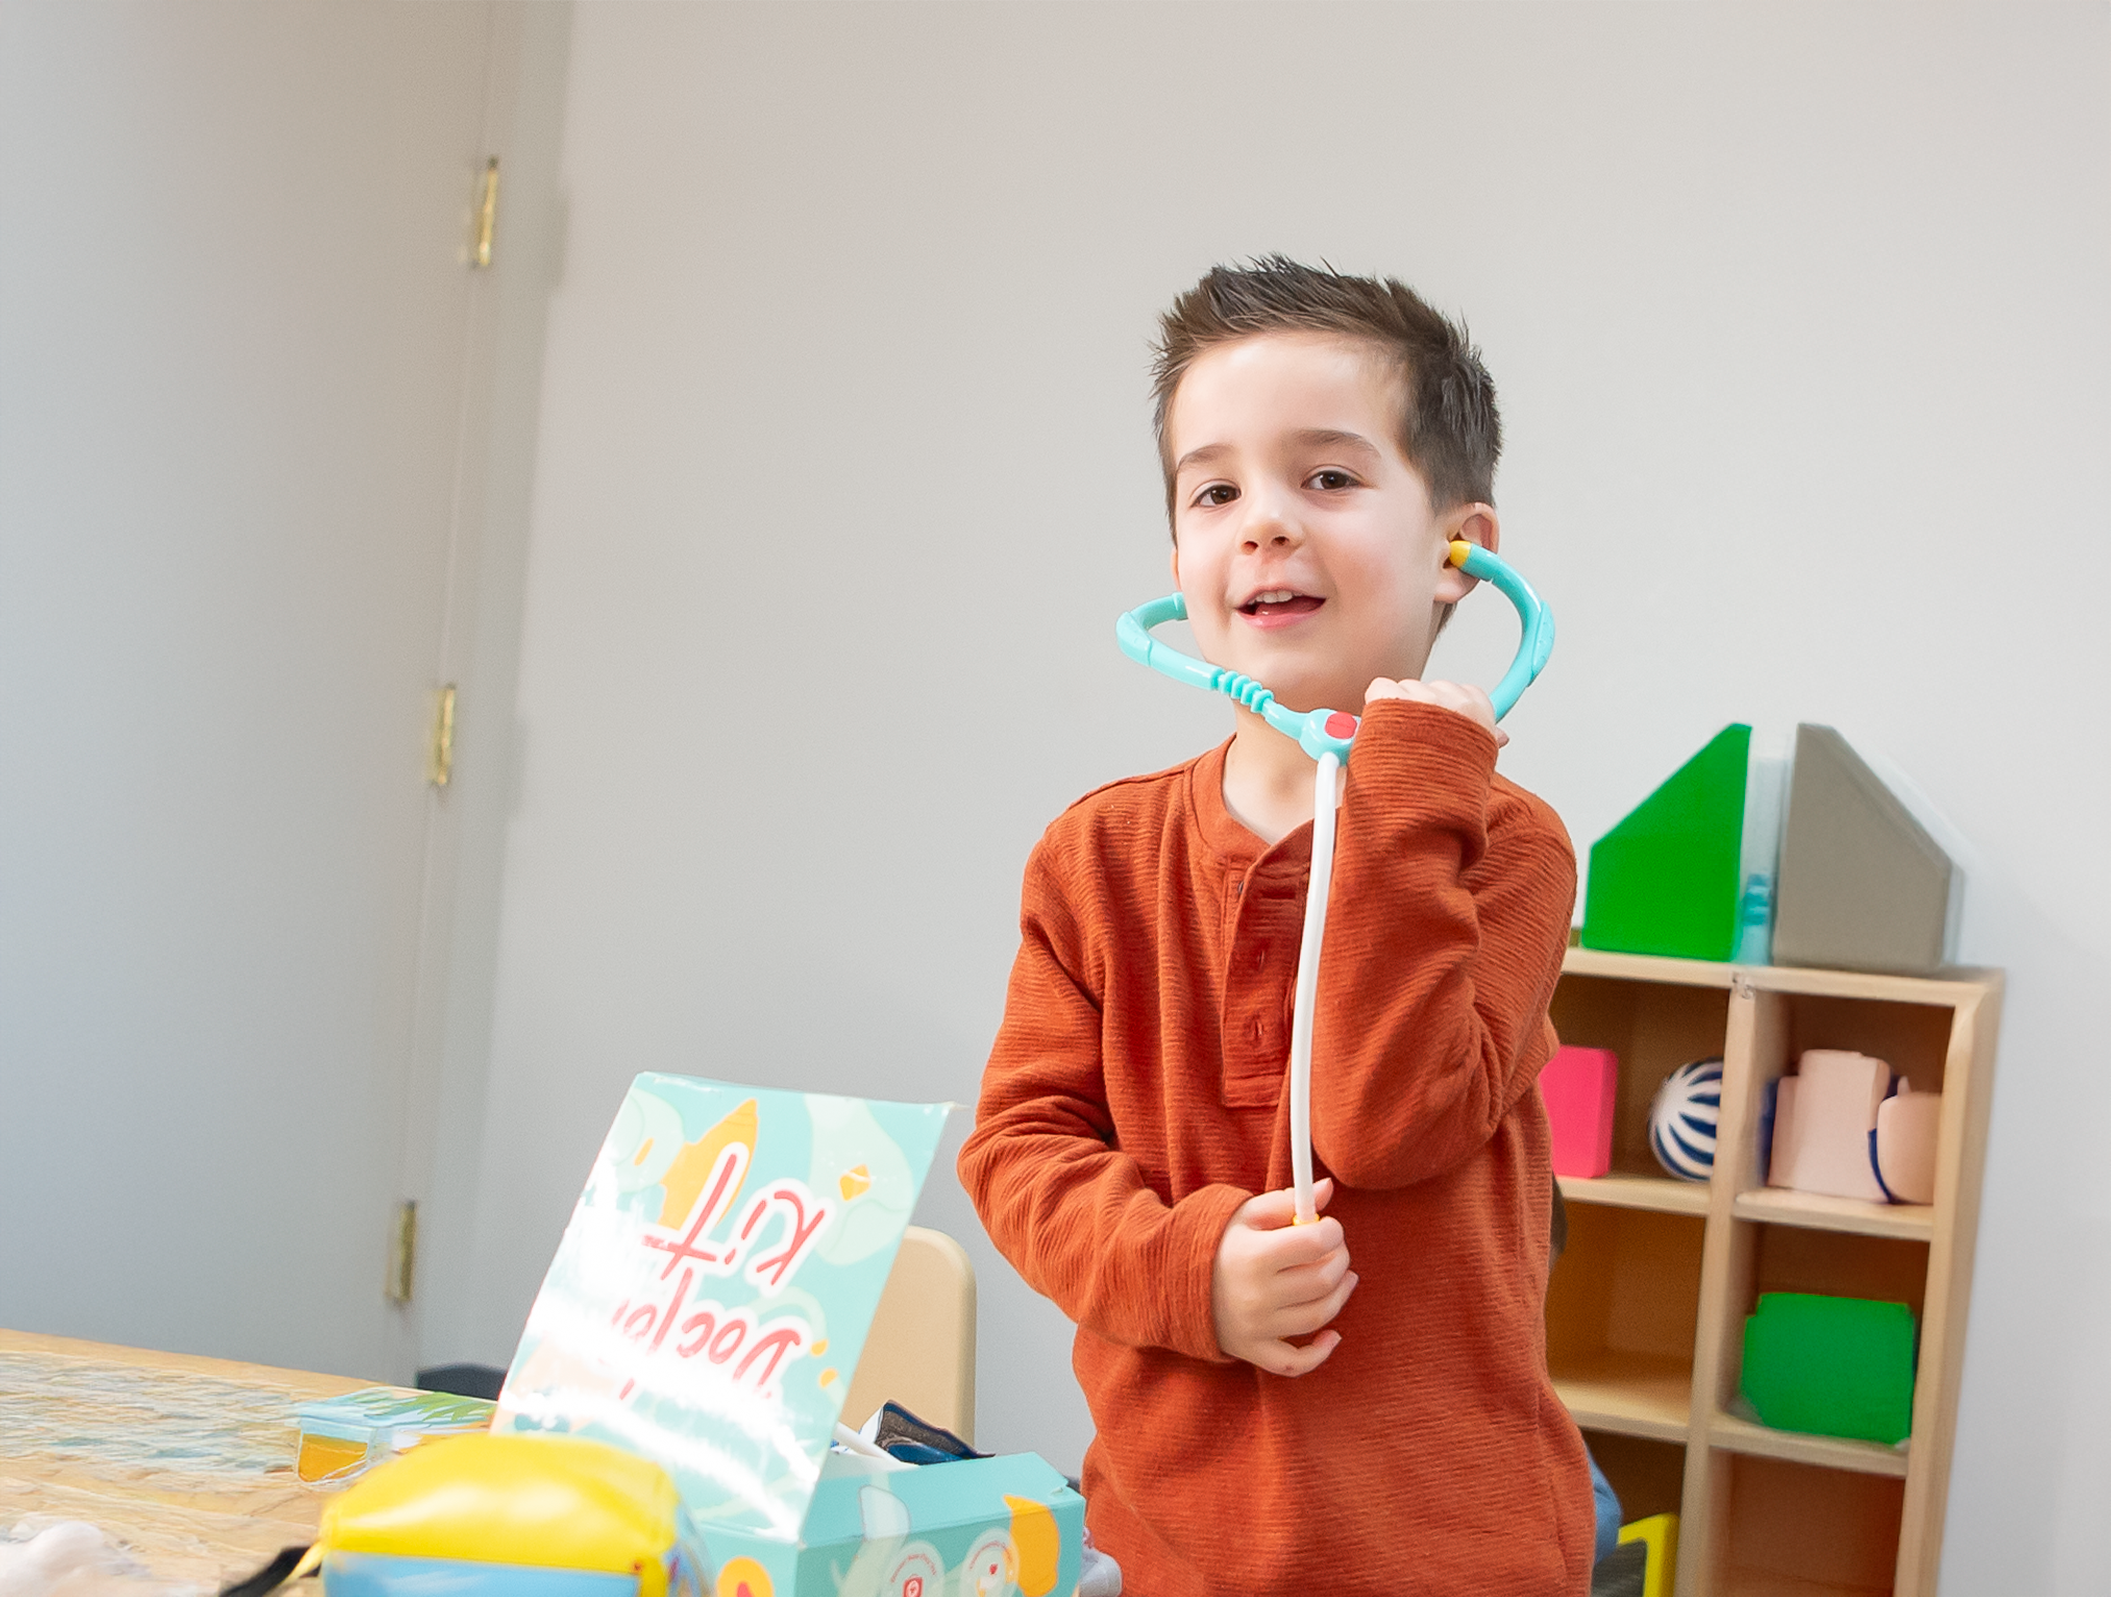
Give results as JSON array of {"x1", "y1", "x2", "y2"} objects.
[
  {"x1": 1710, "y1": 1453, "x2": 1904, "y2": 1597},
  {"x1": 1560, "y1": 1172, "x2": 1711, "y2": 1217},
  {"x1": 1747, "y1": 1224, "x2": 1929, "y2": 1320},
  {"x1": 1549, "y1": 1203, "x2": 1703, "y2": 1442},
  {"x1": 1581, "y1": 1429, "x2": 1686, "y2": 1525},
  {"x1": 1709, "y1": 1410, "x2": 1909, "y2": 1479},
  {"x1": 1554, "y1": 1352, "x2": 1692, "y2": 1442},
  {"x1": 1733, "y1": 1186, "x2": 1934, "y2": 1242},
  {"x1": 1549, "y1": 970, "x2": 1731, "y2": 1180},
  {"x1": 1729, "y1": 987, "x2": 1966, "y2": 1201},
  {"x1": 1706, "y1": 1223, "x2": 1930, "y2": 1469},
  {"x1": 1766, "y1": 991, "x2": 1960, "y2": 1099}
]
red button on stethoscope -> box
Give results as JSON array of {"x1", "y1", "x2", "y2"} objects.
[{"x1": 1325, "y1": 712, "x2": 1358, "y2": 739}]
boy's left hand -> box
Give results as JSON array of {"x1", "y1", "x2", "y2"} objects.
[
  {"x1": 1364, "y1": 678, "x2": 1507, "y2": 749},
  {"x1": 1211, "y1": 1178, "x2": 1358, "y2": 1378}
]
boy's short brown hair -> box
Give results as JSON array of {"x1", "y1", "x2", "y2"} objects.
[{"x1": 1151, "y1": 256, "x2": 1501, "y2": 523}]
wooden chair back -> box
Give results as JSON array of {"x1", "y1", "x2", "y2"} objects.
[{"x1": 841, "y1": 1225, "x2": 977, "y2": 1445}]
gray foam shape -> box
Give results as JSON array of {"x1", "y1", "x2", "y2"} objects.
[
  {"x1": 1774, "y1": 724, "x2": 1954, "y2": 975},
  {"x1": 1590, "y1": 1539, "x2": 1648, "y2": 1597}
]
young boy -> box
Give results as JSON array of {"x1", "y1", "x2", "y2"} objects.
[{"x1": 958, "y1": 258, "x2": 1592, "y2": 1595}]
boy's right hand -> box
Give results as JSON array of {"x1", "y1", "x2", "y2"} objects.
[{"x1": 1210, "y1": 1178, "x2": 1358, "y2": 1377}]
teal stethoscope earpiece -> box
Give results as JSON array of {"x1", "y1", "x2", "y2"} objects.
[
  {"x1": 1115, "y1": 540, "x2": 1554, "y2": 759},
  {"x1": 1115, "y1": 538, "x2": 1554, "y2": 1227}
]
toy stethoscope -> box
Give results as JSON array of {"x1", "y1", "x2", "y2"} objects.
[{"x1": 1117, "y1": 540, "x2": 1554, "y2": 1225}]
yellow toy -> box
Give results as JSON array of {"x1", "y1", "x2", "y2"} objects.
[
  {"x1": 1616, "y1": 1512, "x2": 1679, "y2": 1597},
  {"x1": 299, "y1": 1432, "x2": 709, "y2": 1597}
]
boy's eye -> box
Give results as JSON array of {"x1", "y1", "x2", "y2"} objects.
[
  {"x1": 1307, "y1": 468, "x2": 1358, "y2": 491},
  {"x1": 1193, "y1": 483, "x2": 1239, "y2": 508}
]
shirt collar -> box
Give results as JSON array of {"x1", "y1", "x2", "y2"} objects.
[{"x1": 1186, "y1": 737, "x2": 1315, "y2": 878}]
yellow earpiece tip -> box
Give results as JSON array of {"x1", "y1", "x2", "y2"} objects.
[{"x1": 1447, "y1": 540, "x2": 1473, "y2": 568}]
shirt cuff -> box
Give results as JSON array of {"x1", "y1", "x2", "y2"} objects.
[
  {"x1": 1349, "y1": 697, "x2": 1498, "y2": 808},
  {"x1": 1158, "y1": 1183, "x2": 1250, "y2": 1363}
]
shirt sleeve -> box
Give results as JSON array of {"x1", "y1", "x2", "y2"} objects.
[
  {"x1": 1307, "y1": 697, "x2": 1576, "y2": 1190},
  {"x1": 957, "y1": 838, "x2": 1247, "y2": 1363}
]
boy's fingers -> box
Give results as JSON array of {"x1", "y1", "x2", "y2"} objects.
[
  {"x1": 1257, "y1": 1216, "x2": 1345, "y2": 1267},
  {"x1": 1456, "y1": 684, "x2": 1500, "y2": 737},
  {"x1": 1262, "y1": 1329, "x2": 1341, "y2": 1379},
  {"x1": 1238, "y1": 1178, "x2": 1334, "y2": 1231},
  {"x1": 1367, "y1": 677, "x2": 1434, "y2": 707},
  {"x1": 1318, "y1": 1267, "x2": 1362, "y2": 1325},
  {"x1": 1235, "y1": 1187, "x2": 1297, "y2": 1229},
  {"x1": 1270, "y1": 1271, "x2": 1359, "y2": 1338},
  {"x1": 1272, "y1": 1249, "x2": 1351, "y2": 1307}
]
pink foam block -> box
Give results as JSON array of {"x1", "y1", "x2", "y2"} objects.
[
  {"x1": 1540, "y1": 1046, "x2": 1618, "y2": 1179},
  {"x1": 1767, "y1": 1049, "x2": 1892, "y2": 1203},
  {"x1": 1874, "y1": 1084, "x2": 1941, "y2": 1204}
]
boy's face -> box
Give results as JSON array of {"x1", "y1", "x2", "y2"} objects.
[{"x1": 1166, "y1": 332, "x2": 1491, "y2": 716}]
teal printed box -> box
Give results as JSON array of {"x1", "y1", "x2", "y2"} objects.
[
  {"x1": 492, "y1": 1074, "x2": 1082, "y2": 1597},
  {"x1": 710, "y1": 1450, "x2": 1083, "y2": 1597}
]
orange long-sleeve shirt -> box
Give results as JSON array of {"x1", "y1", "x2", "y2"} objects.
[{"x1": 958, "y1": 700, "x2": 1593, "y2": 1597}]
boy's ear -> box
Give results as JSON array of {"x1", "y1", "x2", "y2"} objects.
[
  {"x1": 1433, "y1": 503, "x2": 1500, "y2": 605},
  {"x1": 1169, "y1": 540, "x2": 1181, "y2": 590}
]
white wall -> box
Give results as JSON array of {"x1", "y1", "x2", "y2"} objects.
[{"x1": 437, "y1": 6, "x2": 2109, "y2": 1591}]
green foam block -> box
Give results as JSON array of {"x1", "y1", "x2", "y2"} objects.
[
  {"x1": 1582, "y1": 724, "x2": 1750, "y2": 961},
  {"x1": 1741, "y1": 1291, "x2": 1917, "y2": 1445}
]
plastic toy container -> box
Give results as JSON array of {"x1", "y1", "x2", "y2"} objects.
[
  {"x1": 295, "y1": 1386, "x2": 496, "y2": 1485},
  {"x1": 316, "y1": 1431, "x2": 704, "y2": 1597}
]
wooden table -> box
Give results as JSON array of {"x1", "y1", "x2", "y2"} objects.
[{"x1": 0, "y1": 1329, "x2": 370, "y2": 1589}]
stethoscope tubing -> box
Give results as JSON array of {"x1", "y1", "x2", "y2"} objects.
[
  {"x1": 1117, "y1": 540, "x2": 1553, "y2": 1226},
  {"x1": 1116, "y1": 542, "x2": 1551, "y2": 755}
]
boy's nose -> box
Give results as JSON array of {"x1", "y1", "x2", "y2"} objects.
[{"x1": 1240, "y1": 497, "x2": 1303, "y2": 551}]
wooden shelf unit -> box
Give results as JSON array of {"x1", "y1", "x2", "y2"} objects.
[{"x1": 1546, "y1": 947, "x2": 2000, "y2": 1597}]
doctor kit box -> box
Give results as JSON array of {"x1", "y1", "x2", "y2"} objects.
[{"x1": 491, "y1": 1074, "x2": 1083, "y2": 1597}]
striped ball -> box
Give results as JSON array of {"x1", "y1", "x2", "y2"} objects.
[{"x1": 1649, "y1": 1057, "x2": 1723, "y2": 1181}]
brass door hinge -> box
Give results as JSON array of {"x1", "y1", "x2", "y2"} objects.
[
  {"x1": 472, "y1": 157, "x2": 499, "y2": 268},
  {"x1": 386, "y1": 1199, "x2": 418, "y2": 1305},
  {"x1": 428, "y1": 685, "x2": 456, "y2": 789}
]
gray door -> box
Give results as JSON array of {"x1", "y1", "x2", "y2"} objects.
[{"x1": 1, "y1": 1, "x2": 502, "y2": 1380}]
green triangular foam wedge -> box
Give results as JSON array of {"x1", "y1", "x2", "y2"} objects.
[{"x1": 1582, "y1": 724, "x2": 1751, "y2": 961}]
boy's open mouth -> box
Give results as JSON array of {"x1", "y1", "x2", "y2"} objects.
[{"x1": 1239, "y1": 588, "x2": 1324, "y2": 620}]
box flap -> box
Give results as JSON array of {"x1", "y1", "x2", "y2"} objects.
[
  {"x1": 295, "y1": 1386, "x2": 496, "y2": 1443},
  {"x1": 492, "y1": 1074, "x2": 949, "y2": 1547}
]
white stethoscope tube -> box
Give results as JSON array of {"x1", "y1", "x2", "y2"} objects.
[
  {"x1": 1287, "y1": 749, "x2": 1341, "y2": 1226},
  {"x1": 1122, "y1": 546, "x2": 1552, "y2": 1230}
]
